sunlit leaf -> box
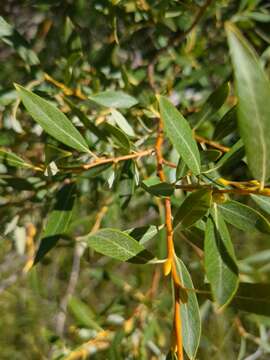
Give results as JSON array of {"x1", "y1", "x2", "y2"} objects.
[
  {"x1": 175, "y1": 257, "x2": 201, "y2": 360},
  {"x1": 218, "y1": 200, "x2": 270, "y2": 234},
  {"x1": 83, "y1": 228, "x2": 154, "y2": 263},
  {"x1": 15, "y1": 84, "x2": 90, "y2": 153},
  {"x1": 89, "y1": 90, "x2": 138, "y2": 108},
  {"x1": 158, "y1": 96, "x2": 201, "y2": 175},
  {"x1": 226, "y1": 23, "x2": 270, "y2": 185},
  {"x1": 251, "y1": 194, "x2": 270, "y2": 215}
]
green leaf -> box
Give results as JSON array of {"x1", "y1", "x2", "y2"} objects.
[
  {"x1": 176, "y1": 157, "x2": 189, "y2": 180},
  {"x1": 34, "y1": 183, "x2": 76, "y2": 264},
  {"x1": 109, "y1": 109, "x2": 135, "y2": 137},
  {"x1": 0, "y1": 16, "x2": 39, "y2": 65},
  {"x1": 213, "y1": 106, "x2": 237, "y2": 140},
  {"x1": 200, "y1": 149, "x2": 222, "y2": 165},
  {"x1": 166, "y1": 351, "x2": 178, "y2": 360},
  {"x1": 142, "y1": 177, "x2": 174, "y2": 197},
  {"x1": 230, "y1": 283, "x2": 270, "y2": 317},
  {"x1": 103, "y1": 122, "x2": 130, "y2": 151},
  {"x1": 158, "y1": 96, "x2": 201, "y2": 175},
  {"x1": 15, "y1": 84, "x2": 90, "y2": 153},
  {"x1": 68, "y1": 297, "x2": 102, "y2": 331},
  {"x1": 88, "y1": 90, "x2": 138, "y2": 108},
  {"x1": 0, "y1": 149, "x2": 33, "y2": 169},
  {"x1": 83, "y1": 228, "x2": 153, "y2": 263},
  {"x1": 206, "y1": 139, "x2": 244, "y2": 174},
  {"x1": 125, "y1": 225, "x2": 160, "y2": 245},
  {"x1": 218, "y1": 200, "x2": 270, "y2": 234},
  {"x1": 190, "y1": 83, "x2": 229, "y2": 129},
  {"x1": 201, "y1": 283, "x2": 270, "y2": 317},
  {"x1": 175, "y1": 257, "x2": 201, "y2": 360},
  {"x1": 251, "y1": 194, "x2": 270, "y2": 215},
  {"x1": 204, "y1": 206, "x2": 239, "y2": 308},
  {"x1": 226, "y1": 23, "x2": 270, "y2": 185},
  {"x1": 173, "y1": 189, "x2": 212, "y2": 229}
]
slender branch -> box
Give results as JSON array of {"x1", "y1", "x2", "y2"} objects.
[
  {"x1": 175, "y1": 183, "x2": 270, "y2": 197},
  {"x1": 152, "y1": 0, "x2": 214, "y2": 63},
  {"x1": 195, "y1": 134, "x2": 230, "y2": 153},
  {"x1": 155, "y1": 119, "x2": 183, "y2": 360},
  {"x1": 82, "y1": 149, "x2": 154, "y2": 170},
  {"x1": 172, "y1": 0, "x2": 214, "y2": 47},
  {"x1": 55, "y1": 203, "x2": 110, "y2": 336}
]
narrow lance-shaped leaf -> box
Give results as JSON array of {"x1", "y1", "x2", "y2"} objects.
[
  {"x1": 190, "y1": 82, "x2": 229, "y2": 129},
  {"x1": 109, "y1": 108, "x2": 135, "y2": 137},
  {"x1": 15, "y1": 84, "x2": 90, "y2": 153},
  {"x1": 158, "y1": 96, "x2": 201, "y2": 175},
  {"x1": 251, "y1": 194, "x2": 270, "y2": 215},
  {"x1": 34, "y1": 183, "x2": 76, "y2": 264},
  {"x1": 0, "y1": 149, "x2": 34, "y2": 169},
  {"x1": 68, "y1": 297, "x2": 102, "y2": 331},
  {"x1": 142, "y1": 177, "x2": 174, "y2": 197},
  {"x1": 82, "y1": 228, "x2": 154, "y2": 263},
  {"x1": 218, "y1": 200, "x2": 270, "y2": 234},
  {"x1": 173, "y1": 189, "x2": 212, "y2": 229},
  {"x1": 88, "y1": 90, "x2": 138, "y2": 109},
  {"x1": 226, "y1": 23, "x2": 270, "y2": 185},
  {"x1": 213, "y1": 106, "x2": 237, "y2": 140},
  {"x1": 175, "y1": 257, "x2": 201, "y2": 360},
  {"x1": 204, "y1": 206, "x2": 239, "y2": 308},
  {"x1": 205, "y1": 139, "x2": 244, "y2": 174}
]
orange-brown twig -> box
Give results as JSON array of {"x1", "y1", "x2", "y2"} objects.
[
  {"x1": 155, "y1": 119, "x2": 183, "y2": 360},
  {"x1": 83, "y1": 149, "x2": 154, "y2": 170},
  {"x1": 195, "y1": 134, "x2": 230, "y2": 153}
]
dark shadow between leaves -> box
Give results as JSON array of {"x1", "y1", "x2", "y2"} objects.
[
  {"x1": 34, "y1": 235, "x2": 61, "y2": 265},
  {"x1": 214, "y1": 225, "x2": 238, "y2": 276},
  {"x1": 127, "y1": 249, "x2": 154, "y2": 264}
]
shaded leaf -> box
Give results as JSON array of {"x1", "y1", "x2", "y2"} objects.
[
  {"x1": 226, "y1": 23, "x2": 270, "y2": 185},
  {"x1": 214, "y1": 106, "x2": 237, "y2": 140},
  {"x1": 204, "y1": 207, "x2": 239, "y2": 308},
  {"x1": 230, "y1": 283, "x2": 270, "y2": 317},
  {"x1": 89, "y1": 90, "x2": 138, "y2": 108},
  {"x1": 83, "y1": 228, "x2": 154, "y2": 263},
  {"x1": 0, "y1": 16, "x2": 39, "y2": 65},
  {"x1": 206, "y1": 139, "x2": 244, "y2": 174},
  {"x1": 158, "y1": 96, "x2": 201, "y2": 175},
  {"x1": 175, "y1": 257, "x2": 201, "y2": 360},
  {"x1": 200, "y1": 149, "x2": 222, "y2": 165},
  {"x1": 68, "y1": 297, "x2": 102, "y2": 331},
  {"x1": 104, "y1": 122, "x2": 130, "y2": 151},
  {"x1": 190, "y1": 83, "x2": 229, "y2": 129},
  {"x1": 34, "y1": 183, "x2": 76, "y2": 264},
  {"x1": 173, "y1": 189, "x2": 212, "y2": 229},
  {"x1": 176, "y1": 157, "x2": 189, "y2": 180},
  {"x1": 15, "y1": 84, "x2": 90, "y2": 153},
  {"x1": 142, "y1": 177, "x2": 174, "y2": 197},
  {"x1": 218, "y1": 200, "x2": 270, "y2": 234},
  {"x1": 126, "y1": 225, "x2": 161, "y2": 245},
  {"x1": 0, "y1": 149, "x2": 33, "y2": 169}
]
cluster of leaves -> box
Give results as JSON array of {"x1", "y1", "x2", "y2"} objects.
[{"x1": 1, "y1": 0, "x2": 270, "y2": 359}]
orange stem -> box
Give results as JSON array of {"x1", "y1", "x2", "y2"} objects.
[{"x1": 155, "y1": 119, "x2": 183, "y2": 360}]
